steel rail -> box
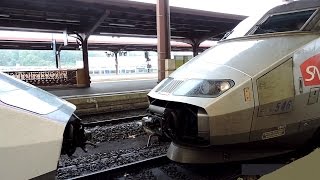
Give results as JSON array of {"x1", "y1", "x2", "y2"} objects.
[
  {"x1": 82, "y1": 114, "x2": 147, "y2": 127},
  {"x1": 65, "y1": 144, "x2": 318, "y2": 180},
  {"x1": 69, "y1": 154, "x2": 169, "y2": 180}
]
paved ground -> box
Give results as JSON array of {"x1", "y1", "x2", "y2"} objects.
[
  {"x1": 48, "y1": 73, "x2": 158, "y2": 97},
  {"x1": 261, "y1": 148, "x2": 320, "y2": 180}
]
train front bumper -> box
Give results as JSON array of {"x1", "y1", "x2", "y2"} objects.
[{"x1": 142, "y1": 104, "x2": 210, "y2": 146}]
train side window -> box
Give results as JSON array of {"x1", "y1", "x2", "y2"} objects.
[{"x1": 253, "y1": 9, "x2": 316, "y2": 34}]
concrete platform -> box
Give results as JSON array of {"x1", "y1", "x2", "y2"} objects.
[
  {"x1": 47, "y1": 74, "x2": 158, "y2": 97},
  {"x1": 261, "y1": 148, "x2": 320, "y2": 180},
  {"x1": 46, "y1": 74, "x2": 158, "y2": 114}
]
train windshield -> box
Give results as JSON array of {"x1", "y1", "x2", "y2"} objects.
[
  {"x1": 226, "y1": 9, "x2": 317, "y2": 39},
  {"x1": 0, "y1": 72, "x2": 64, "y2": 115},
  {"x1": 253, "y1": 9, "x2": 316, "y2": 34}
]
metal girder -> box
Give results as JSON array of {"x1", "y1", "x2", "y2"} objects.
[
  {"x1": 84, "y1": 10, "x2": 110, "y2": 40},
  {"x1": 0, "y1": 39, "x2": 211, "y2": 51},
  {"x1": 0, "y1": 18, "x2": 81, "y2": 32}
]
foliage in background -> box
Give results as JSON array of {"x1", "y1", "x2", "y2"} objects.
[
  {"x1": 0, "y1": 50, "x2": 84, "y2": 67},
  {"x1": 0, "y1": 50, "x2": 159, "y2": 67}
]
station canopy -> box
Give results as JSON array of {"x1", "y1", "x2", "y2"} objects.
[
  {"x1": 0, "y1": 32, "x2": 215, "y2": 52},
  {"x1": 0, "y1": 0, "x2": 246, "y2": 38}
]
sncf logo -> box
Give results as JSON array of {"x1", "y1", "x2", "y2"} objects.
[{"x1": 300, "y1": 54, "x2": 320, "y2": 86}]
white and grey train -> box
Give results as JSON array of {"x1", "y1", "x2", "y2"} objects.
[
  {"x1": 0, "y1": 72, "x2": 88, "y2": 179},
  {"x1": 143, "y1": 0, "x2": 320, "y2": 163},
  {"x1": 3, "y1": 0, "x2": 320, "y2": 179}
]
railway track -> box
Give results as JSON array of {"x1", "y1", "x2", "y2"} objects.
[
  {"x1": 64, "y1": 144, "x2": 318, "y2": 180},
  {"x1": 70, "y1": 155, "x2": 169, "y2": 180},
  {"x1": 82, "y1": 114, "x2": 147, "y2": 127},
  {"x1": 59, "y1": 109, "x2": 319, "y2": 180},
  {"x1": 57, "y1": 110, "x2": 170, "y2": 180},
  {"x1": 67, "y1": 154, "x2": 246, "y2": 180}
]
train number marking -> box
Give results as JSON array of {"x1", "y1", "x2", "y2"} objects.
[
  {"x1": 274, "y1": 100, "x2": 292, "y2": 113},
  {"x1": 258, "y1": 99, "x2": 293, "y2": 117},
  {"x1": 300, "y1": 54, "x2": 320, "y2": 86}
]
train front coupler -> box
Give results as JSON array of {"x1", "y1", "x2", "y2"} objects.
[
  {"x1": 61, "y1": 114, "x2": 96, "y2": 156},
  {"x1": 142, "y1": 105, "x2": 180, "y2": 146}
]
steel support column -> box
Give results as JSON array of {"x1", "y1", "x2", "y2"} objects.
[
  {"x1": 113, "y1": 51, "x2": 119, "y2": 75},
  {"x1": 192, "y1": 42, "x2": 200, "y2": 57},
  {"x1": 54, "y1": 43, "x2": 63, "y2": 69},
  {"x1": 82, "y1": 38, "x2": 90, "y2": 87},
  {"x1": 55, "y1": 50, "x2": 61, "y2": 69},
  {"x1": 189, "y1": 38, "x2": 202, "y2": 57},
  {"x1": 157, "y1": 0, "x2": 171, "y2": 82},
  {"x1": 76, "y1": 10, "x2": 110, "y2": 87},
  {"x1": 145, "y1": 51, "x2": 151, "y2": 73},
  {"x1": 177, "y1": 37, "x2": 207, "y2": 57},
  {"x1": 52, "y1": 39, "x2": 59, "y2": 69}
]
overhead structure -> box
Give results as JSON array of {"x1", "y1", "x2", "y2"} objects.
[
  {"x1": 0, "y1": 0, "x2": 245, "y2": 39},
  {"x1": 0, "y1": 0, "x2": 246, "y2": 87},
  {"x1": 0, "y1": 35, "x2": 213, "y2": 52}
]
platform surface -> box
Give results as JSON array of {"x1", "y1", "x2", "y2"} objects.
[
  {"x1": 47, "y1": 74, "x2": 158, "y2": 97},
  {"x1": 261, "y1": 148, "x2": 320, "y2": 180}
]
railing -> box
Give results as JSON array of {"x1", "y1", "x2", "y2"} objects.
[{"x1": 5, "y1": 69, "x2": 77, "y2": 87}]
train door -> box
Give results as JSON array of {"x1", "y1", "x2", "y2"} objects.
[{"x1": 250, "y1": 58, "x2": 296, "y2": 143}]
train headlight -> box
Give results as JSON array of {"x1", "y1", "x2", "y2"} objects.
[
  {"x1": 173, "y1": 79, "x2": 234, "y2": 98},
  {"x1": 220, "y1": 81, "x2": 231, "y2": 92}
]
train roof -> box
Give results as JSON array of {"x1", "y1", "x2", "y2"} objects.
[
  {"x1": 224, "y1": 0, "x2": 320, "y2": 40},
  {"x1": 268, "y1": 0, "x2": 320, "y2": 15}
]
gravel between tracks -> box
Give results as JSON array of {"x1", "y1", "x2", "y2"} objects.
[
  {"x1": 88, "y1": 121, "x2": 145, "y2": 143},
  {"x1": 57, "y1": 143, "x2": 169, "y2": 179},
  {"x1": 57, "y1": 109, "x2": 170, "y2": 180},
  {"x1": 57, "y1": 108, "x2": 319, "y2": 179}
]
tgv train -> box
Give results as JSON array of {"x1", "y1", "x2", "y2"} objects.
[
  {"x1": 143, "y1": 0, "x2": 320, "y2": 163},
  {"x1": 0, "y1": 72, "x2": 87, "y2": 179}
]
